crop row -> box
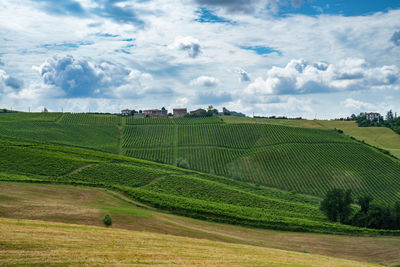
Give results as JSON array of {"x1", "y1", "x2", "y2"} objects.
[
  {"x1": 178, "y1": 124, "x2": 351, "y2": 148},
  {"x1": 0, "y1": 121, "x2": 120, "y2": 153},
  {"x1": 0, "y1": 112, "x2": 62, "y2": 122},
  {"x1": 0, "y1": 145, "x2": 91, "y2": 176},
  {"x1": 126, "y1": 116, "x2": 223, "y2": 125},
  {"x1": 232, "y1": 143, "x2": 400, "y2": 204},
  {"x1": 66, "y1": 162, "x2": 172, "y2": 187},
  {"x1": 124, "y1": 148, "x2": 175, "y2": 164},
  {"x1": 122, "y1": 125, "x2": 175, "y2": 148},
  {"x1": 58, "y1": 113, "x2": 121, "y2": 125}
]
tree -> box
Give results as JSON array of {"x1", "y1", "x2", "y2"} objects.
[
  {"x1": 103, "y1": 214, "x2": 112, "y2": 227},
  {"x1": 386, "y1": 110, "x2": 394, "y2": 121},
  {"x1": 358, "y1": 195, "x2": 372, "y2": 213},
  {"x1": 320, "y1": 189, "x2": 353, "y2": 223}
]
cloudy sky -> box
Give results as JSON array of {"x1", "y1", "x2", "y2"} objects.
[{"x1": 0, "y1": 0, "x2": 399, "y2": 118}]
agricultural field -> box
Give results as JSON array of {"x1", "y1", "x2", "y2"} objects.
[
  {"x1": 2, "y1": 138, "x2": 399, "y2": 235},
  {"x1": 317, "y1": 120, "x2": 400, "y2": 159},
  {"x1": 0, "y1": 217, "x2": 379, "y2": 267},
  {"x1": 58, "y1": 113, "x2": 121, "y2": 125},
  {"x1": 2, "y1": 182, "x2": 399, "y2": 266},
  {"x1": 121, "y1": 119, "x2": 400, "y2": 204},
  {"x1": 0, "y1": 113, "x2": 120, "y2": 153},
  {"x1": 1, "y1": 112, "x2": 400, "y2": 235}
]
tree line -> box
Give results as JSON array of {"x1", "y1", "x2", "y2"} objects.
[{"x1": 320, "y1": 189, "x2": 400, "y2": 230}]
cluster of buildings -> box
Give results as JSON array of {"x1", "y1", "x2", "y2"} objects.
[
  {"x1": 121, "y1": 107, "x2": 187, "y2": 118},
  {"x1": 121, "y1": 107, "x2": 245, "y2": 118}
]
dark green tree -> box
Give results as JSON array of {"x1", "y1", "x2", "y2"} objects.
[
  {"x1": 103, "y1": 214, "x2": 112, "y2": 227},
  {"x1": 320, "y1": 189, "x2": 353, "y2": 223},
  {"x1": 358, "y1": 195, "x2": 372, "y2": 213}
]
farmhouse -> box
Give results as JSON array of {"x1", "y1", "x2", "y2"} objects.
[
  {"x1": 365, "y1": 112, "x2": 380, "y2": 122},
  {"x1": 143, "y1": 107, "x2": 168, "y2": 118},
  {"x1": 190, "y1": 108, "x2": 206, "y2": 115},
  {"x1": 121, "y1": 109, "x2": 131, "y2": 116},
  {"x1": 173, "y1": 108, "x2": 187, "y2": 118}
]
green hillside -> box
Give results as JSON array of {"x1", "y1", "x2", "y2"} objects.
[
  {"x1": 2, "y1": 182, "x2": 399, "y2": 265},
  {"x1": 1, "y1": 112, "x2": 400, "y2": 206},
  {"x1": 3, "y1": 137, "x2": 399, "y2": 235}
]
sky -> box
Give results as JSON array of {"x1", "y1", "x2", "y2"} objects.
[{"x1": 0, "y1": 0, "x2": 400, "y2": 118}]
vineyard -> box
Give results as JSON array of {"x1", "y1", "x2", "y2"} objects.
[
  {"x1": 1, "y1": 112, "x2": 400, "y2": 234},
  {"x1": 2, "y1": 138, "x2": 398, "y2": 235},
  {"x1": 58, "y1": 113, "x2": 121, "y2": 125},
  {"x1": 120, "y1": 120, "x2": 400, "y2": 204}
]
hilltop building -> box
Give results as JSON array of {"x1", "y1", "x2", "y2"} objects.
[
  {"x1": 173, "y1": 108, "x2": 187, "y2": 118},
  {"x1": 143, "y1": 107, "x2": 168, "y2": 118},
  {"x1": 121, "y1": 109, "x2": 131, "y2": 116},
  {"x1": 365, "y1": 112, "x2": 380, "y2": 122},
  {"x1": 190, "y1": 108, "x2": 206, "y2": 115}
]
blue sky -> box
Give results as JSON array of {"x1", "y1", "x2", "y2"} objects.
[{"x1": 0, "y1": 0, "x2": 399, "y2": 118}]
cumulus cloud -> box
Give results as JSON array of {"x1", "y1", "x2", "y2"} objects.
[
  {"x1": 245, "y1": 58, "x2": 400, "y2": 96},
  {"x1": 391, "y1": 31, "x2": 400, "y2": 46},
  {"x1": 0, "y1": 69, "x2": 24, "y2": 93},
  {"x1": 34, "y1": 55, "x2": 131, "y2": 98},
  {"x1": 342, "y1": 98, "x2": 376, "y2": 111},
  {"x1": 237, "y1": 68, "x2": 250, "y2": 82},
  {"x1": 170, "y1": 36, "x2": 201, "y2": 58},
  {"x1": 190, "y1": 75, "x2": 219, "y2": 87}
]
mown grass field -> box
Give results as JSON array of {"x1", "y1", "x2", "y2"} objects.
[
  {"x1": 318, "y1": 120, "x2": 400, "y2": 159},
  {"x1": 2, "y1": 182, "x2": 399, "y2": 266},
  {"x1": 0, "y1": 217, "x2": 379, "y2": 267}
]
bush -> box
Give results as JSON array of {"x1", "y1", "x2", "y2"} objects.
[
  {"x1": 103, "y1": 214, "x2": 112, "y2": 227},
  {"x1": 176, "y1": 158, "x2": 190, "y2": 169}
]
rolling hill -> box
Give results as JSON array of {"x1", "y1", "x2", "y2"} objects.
[
  {"x1": 2, "y1": 182, "x2": 399, "y2": 265},
  {"x1": 1, "y1": 112, "x2": 400, "y2": 234},
  {"x1": 0, "y1": 217, "x2": 378, "y2": 266}
]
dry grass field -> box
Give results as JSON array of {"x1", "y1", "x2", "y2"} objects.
[
  {"x1": 1, "y1": 182, "x2": 400, "y2": 266},
  {"x1": 0, "y1": 217, "x2": 380, "y2": 267}
]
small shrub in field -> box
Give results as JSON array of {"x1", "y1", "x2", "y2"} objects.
[
  {"x1": 103, "y1": 214, "x2": 112, "y2": 227},
  {"x1": 176, "y1": 158, "x2": 190, "y2": 169}
]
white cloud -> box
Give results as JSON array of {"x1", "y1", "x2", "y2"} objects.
[
  {"x1": 342, "y1": 98, "x2": 376, "y2": 111},
  {"x1": 245, "y1": 58, "x2": 400, "y2": 96},
  {"x1": 170, "y1": 36, "x2": 201, "y2": 58},
  {"x1": 190, "y1": 75, "x2": 219, "y2": 87}
]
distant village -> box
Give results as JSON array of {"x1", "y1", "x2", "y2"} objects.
[{"x1": 120, "y1": 106, "x2": 246, "y2": 118}]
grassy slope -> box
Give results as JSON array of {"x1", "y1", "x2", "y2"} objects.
[
  {"x1": 3, "y1": 138, "x2": 398, "y2": 235},
  {"x1": 318, "y1": 120, "x2": 400, "y2": 159},
  {"x1": 0, "y1": 217, "x2": 378, "y2": 267},
  {"x1": 2, "y1": 182, "x2": 400, "y2": 265}
]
